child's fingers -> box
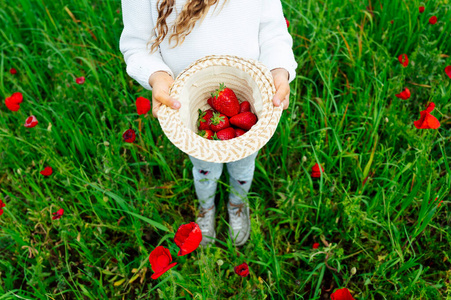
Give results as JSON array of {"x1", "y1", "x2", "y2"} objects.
[{"x1": 152, "y1": 90, "x2": 181, "y2": 118}]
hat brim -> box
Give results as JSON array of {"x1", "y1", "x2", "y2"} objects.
[{"x1": 158, "y1": 55, "x2": 282, "y2": 163}]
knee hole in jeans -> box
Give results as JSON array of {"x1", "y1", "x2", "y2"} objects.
[{"x1": 199, "y1": 169, "x2": 209, "y2": 175}]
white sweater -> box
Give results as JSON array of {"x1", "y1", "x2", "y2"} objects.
[{"x1": 119, "y1": 0, "x2": 298, "y2": 91}]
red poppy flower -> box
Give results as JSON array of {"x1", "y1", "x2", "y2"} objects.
[
  {"x1": 445, "y1": 66, "x2": 451, "y2": 79},
  {"x1": 24, "y1": 115, "x2": 38, "y2": 128},
  {"x1": 419, "y1": 6, "x2": 425, "y2": 13},
  {"x1": 0, "y1": 199, "x2": 5, "y2": 216},
  {"x1": 136, "y1": 96, "x2": 151, "y2": 115},
  {"x1": 313, "y1": 242, "x2": 320, "y2": 249},
  {"x1": 174, "y1": 222, "x2": 202, "y2": 256},
  {"x1": 123, "y1": 128, "x2": 136, "y2": 143},
  {"x1": 311, "y1": 163, "x2": 324, "y2": 178},
  {"x1": 285, "y1": 18, "x2": 290, "y2": 28},
  {"x1": 52, "y1": 208, "x2": 64, "y2": 220},
  {"x1": 149, "y1": 246, "x2": 178, "y2": 279},
  {"x1": 5, "y1": 92, "x2": 23, "y2": 111},
  {"x1": 9, "y1": 68, "x2": 17, "y2": 75},
  {"x1": 429, "y1": 16, "x2": 437, "y2": 24},
  {"x1": 398, "y1": 54, "x2": 409, "y2": 67},
  {"x1": 414, "y1": 102, "x2": 440, "y2": 129},
  {"x1": 75, "y1": 77, "x2": 85, "y2": 84},
  {"x1": 395, "y1": 88, "x2": 411, "y2": 100},
  {"x1": 331, "y1": 288, "x2": 355, "y2": 300},
  {"x1": 40, "y1": 166, "x2": 53, "y2": 176},
  {"x1": 390, "y1": 20, "x2": 394, "y2": 24},
  {"x1": 234, "y1": 262, "x2": 249, "y2": 277}
]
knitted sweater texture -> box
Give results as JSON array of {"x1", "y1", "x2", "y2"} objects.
[{"x1": 120, "y1": 0, "x2": 298, "y2": 90}]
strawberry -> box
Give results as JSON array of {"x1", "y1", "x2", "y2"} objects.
[
  {"x1": 229, "y1": 111, "x2": 257, "y2": 130},
  {"x1": 239, "y1": 101, "x2": 251, "y2": 113},
  {"x1": 210, "y1": 83, "x2": 240, "y2": 117},
  {"x1": 207, "y1": 96, "x2": 216, "y2": 110},
  {"x1": 210, "y1": 112, "x2": 230, "y2": 132},
  {"x1": 198, "y1": 129, "x2": 214, "y2": 140},
  {"x1": 197, "y1": 109, "x2": 214, "y2": 130},
  {"x1": 214, "y1": 127, "x2": 236, "y2": 140},
  {"x1": 234, "y1": 128, "x2": 247, "y2": 137}
]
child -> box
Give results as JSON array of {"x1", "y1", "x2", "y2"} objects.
[{"x1": 120, "y1": 0, "x2": 297, "y2": 247}]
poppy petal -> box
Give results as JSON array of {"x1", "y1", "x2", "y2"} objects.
[
  {"x1": 419, "y1": 6, "x2": 425, "y2": 13},
  {"x1": 398, "y1": 54, "x2": 409, "y2": 67},
  {"x1": 5, "y1": 92, "x2": 23, "y2": 111},
  {"x1": 136, "y1": 97, "x2": 151, "y2": 115},
  {"x1": 76, "y1": 77, "x2": 85, "y2": 84},
  {"x1": 150, "y1": 262, "x2": 177, "y2": 279},
  {"x1": 24, "y1": 115, "x2": 38, "y2": 128},
  {"x1": 445, "y1": 66, "x2": 451, "y2": 79},
  {"x1": 122, "y1": 128, "x2": 136, "y2": 143},
  {"x1": 234, "y1": 262, "x2": 250, "y2": 277},
  {"x1": 425, "y1": 102, "x2": 435, "y2": 113},
  {"x1": 429, "y1": 16, "x2": 437, "y2": 24},
  {"x1": 414, "y1": 111, "x2": 428, "y2": 129},
  {"x1": 424, "y1": 114, "x2": 440, "y2": 129},
  {"x1": 40, "y1": 166, "x2": 53, "y2": 176},
  {"x1": 174, "y1": 222, "x2": 202, "y2": 256},
  {"x1": 395, "y1": 88, "x2": 411, "y2": 100},
  {"x1": 149, "y1": 246, "x2": 174, "y2": 274},
  {"x1": 331, "y1": 287, "x2": 355, "y2": 300}
]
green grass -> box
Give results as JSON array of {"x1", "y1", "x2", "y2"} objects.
[{"x1": 1, "y1": 0, "x2": 450, "y2": 299}]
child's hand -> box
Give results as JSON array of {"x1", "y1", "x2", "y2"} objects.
[
  {"x1": 270, "y1": 68, "x2": 290, "y2": 110},
  {"x1": 148, "y1": 71, "x2": 181, "y2": 118}
]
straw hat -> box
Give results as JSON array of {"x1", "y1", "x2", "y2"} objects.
[{"x1": 158, "y1": 54, "x2": 282, "y2": 163}]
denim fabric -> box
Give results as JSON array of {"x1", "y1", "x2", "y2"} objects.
[{"x1": 189, "y1": 151, "x2": 259, "y2": 209}]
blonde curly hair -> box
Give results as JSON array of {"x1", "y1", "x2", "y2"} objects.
[{"x1": 147, "y1": 0, "x2": 228, "y2": 55}]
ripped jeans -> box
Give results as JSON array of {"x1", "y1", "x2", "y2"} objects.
[{"x1": 189, "y1": 151, "x2": 259, "y2": 209}]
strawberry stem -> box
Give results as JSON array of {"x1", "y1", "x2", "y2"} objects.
[
  {"x1": 210, "y1": 112, "x2": 224, "y2": 125},
  {"x1": 212, "y1": 82, "x2": 226, "y2": 98}
]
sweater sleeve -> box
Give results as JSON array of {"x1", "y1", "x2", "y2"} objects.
[
  {"x1": 119, "y1": 0, "x2": 175, "y2": 91},
  {"x1": 258, "y1": 0, "x2": 297, "y2": 84}
]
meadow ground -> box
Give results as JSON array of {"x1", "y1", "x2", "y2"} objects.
[{"x1": 1, "y1": 0, "x2": 450, "y2": 299}]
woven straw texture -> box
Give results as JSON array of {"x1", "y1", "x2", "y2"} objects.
[{"x1": 158, "y1": 55, "x2": 282, "y2": 163}]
